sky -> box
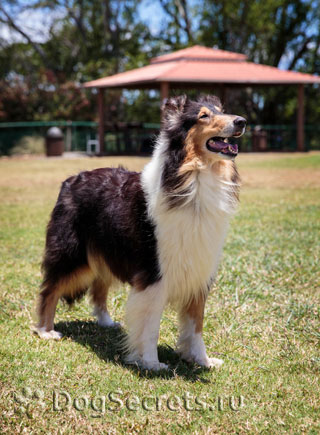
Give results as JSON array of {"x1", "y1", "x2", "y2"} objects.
[
  {"x1": 138, "y1": 0, "x2": 165, "y2": 36},
  {"x1": 0, "y1": 0, "x2": 318, "y2": 72},
  {"x1": 0, "y1": 0, "x2": 166, "y2": 43},
  {"x1": 0, "y1": 7, "x2": 60, "y2": 43}
]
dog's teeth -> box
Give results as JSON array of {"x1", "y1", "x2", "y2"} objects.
[{"x1": 224, "y1": 138, "x2": 228, "y2": 143}]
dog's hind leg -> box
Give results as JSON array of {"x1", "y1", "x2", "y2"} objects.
[
  {"x1": 176, "y1": 295, "x2": 223, "y2": 368},
  {"x1": 36, "y1": 283, "x2": 63, "y2": 339},
  {"x1": 36, "y1": 266, "x2": 94, "y2": 339},
  {"x1": 91, "y1": 277, "x2": 120, "y2": 328},
  {"x1": 124, "y1": 280, "x2": 168, "y2": 371}
]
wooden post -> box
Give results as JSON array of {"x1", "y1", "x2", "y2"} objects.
[
  {"x1": 297, "y1": 84, "x2": 305, "y2": 152},
  {"x1": 160, "y1": 82, "x2": 169, "y2": 121},
  {"x1": 160, "y1": 82, "x2": 169, "y2": 103},
  {"x1": 66, "y1": 121, "x2": 72, "y2": 151},
  {"x1": 98, "y1": 88, "x2": 105, "y2": 154},
  {"x1": 220, "y1": 85, "x2": 227, "y2": 105}
]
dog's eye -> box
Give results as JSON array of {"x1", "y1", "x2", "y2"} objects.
[{"x1": 199, "y1": 113, "x2": 209, "y2": 119}]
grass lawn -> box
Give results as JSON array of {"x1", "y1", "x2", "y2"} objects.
[{"x1": 0, "y1": 152, "x2": 319, "y2": 434}]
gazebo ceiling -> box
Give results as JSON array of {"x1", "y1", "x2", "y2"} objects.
[{"x1": 84, "y1": 45, "x2": 320, "y2": 89}]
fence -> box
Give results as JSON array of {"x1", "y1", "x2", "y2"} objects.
[
  {"x1": 0, "y1": 121, "x2": 319, "y2": 155},
  {"x1": 240, "y1": 125, "x2": 320, "y2": 152},
  {"x1": 0, "y1": 121, "x2": 97, "y2": 155}
]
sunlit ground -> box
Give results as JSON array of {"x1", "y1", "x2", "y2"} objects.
[{"x1": 0, "y1": 152, "x2": 319, "y2": 433}]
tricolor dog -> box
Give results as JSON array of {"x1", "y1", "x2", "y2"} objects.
[{"x1": 35, "y1": 95, "x2": 246, "y2": 371}]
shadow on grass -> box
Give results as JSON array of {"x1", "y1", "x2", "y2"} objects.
[{"x1": 55, "y1": 320, "x2": 212, "y2": 383}]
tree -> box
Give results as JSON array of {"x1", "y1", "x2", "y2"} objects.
[
  {"x1": 157, "y1": 0, "x2": 194, "y2": 46},
  {"x1": 0, "y1": 0, "x2": 156, "y2": 121},
  {"x1": 0, "y1": 0, "x2": 319, "y2": 127}
]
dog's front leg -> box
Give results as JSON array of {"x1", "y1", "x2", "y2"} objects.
[
  {"x1": 177, "y1": 294, "x2": 223, "y2": 368},
  {"x1": 125, "y1": 281, "x2": 168, "y2": 371}
]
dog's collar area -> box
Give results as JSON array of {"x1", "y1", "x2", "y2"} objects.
[{"x1": 206, "y1": 137, "x2": 238, "y2": 157}]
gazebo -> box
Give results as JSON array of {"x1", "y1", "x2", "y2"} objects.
[{"x1": 84, "y1": 45, "x2": 320, "y2": 153}]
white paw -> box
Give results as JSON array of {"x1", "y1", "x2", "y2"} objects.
[
  {"x1": 98, "y1": 318, "x2": 121, "y2": 328},
  {"x1": 199, "y1": 357, "x2": 224, "y2": 368},
  {"x1": 35, "y1": 327, "x2": 63, "y2": 340},
  {"x1": 96, "y1": 311, "x2": 121, "y2": 328},
  {"x1": 178, "y1": 351, "x2": 224, "y2": 369},
  {"x1": 140, "y1": 361, "x2": 169, "y2": 371},
  {"x1": 124, "y1": 351, "x2": 140, "y2": 365},
  {"x1": 124, "y1": 354, "x2": 168, "y2": 371}
]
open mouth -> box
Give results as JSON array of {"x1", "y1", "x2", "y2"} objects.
[{"x1": 206, "y1": 137, "x2": 238, "y2": 158}]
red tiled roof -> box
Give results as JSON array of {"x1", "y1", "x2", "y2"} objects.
[
  {"x1": 84, "y1": 62, "x2": 175, "y2": 89},
  {"x1": 84, "y1": 45, "x2": 320, "y2": 88},
  {"x1": 150, "y1": 45, "x2": 247, "y2": 63},
  {"x1": 162, "y1": 60, "x2": 320, "y2": 84}
]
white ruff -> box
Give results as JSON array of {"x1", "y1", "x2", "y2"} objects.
[{"x1": 142, "y1": 135, "x2": 237, "y2": 306}]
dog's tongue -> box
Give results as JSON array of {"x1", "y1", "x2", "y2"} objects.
[{"x1": 207, "y1": 138, "x2": 238, "y2": 155}]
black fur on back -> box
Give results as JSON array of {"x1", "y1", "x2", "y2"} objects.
[{"x1": 42, "y1": 167, "x2": 161, "y2": 302}]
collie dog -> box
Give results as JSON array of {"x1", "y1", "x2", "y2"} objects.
[{"x1": 35, "y1": 95, "x2": 246, "y2": 371}]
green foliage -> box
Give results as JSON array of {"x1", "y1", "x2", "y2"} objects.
[
  {"x1": 197, "y1": 0, "x2": 318, "y2": 67},
  {"x1": 0, "y1": 0, "x2": 155, "y2": 122},
  {"x1": 0, "y1": 0, "x2": 319, "y2": 124},
  {"x1": 0, "y1": 79, "x2": 94, "y2": 122},
  {"x1": 10, "y1": 135, "x2": 45, "y2": 155},
  {"x1": 194, "y1": 0, "x2": 320, "y2": 124},
  {"x1": 122, "y1": 90, "x2": 162, "y2": 123}
]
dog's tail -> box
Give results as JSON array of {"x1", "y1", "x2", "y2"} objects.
[{"x1": 38, "y1": 178, "x2": 94, "y2": 329}]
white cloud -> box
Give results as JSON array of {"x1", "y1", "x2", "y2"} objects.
[{"x1": 0, "y1": 7, "x2": 65, "y2": 44}]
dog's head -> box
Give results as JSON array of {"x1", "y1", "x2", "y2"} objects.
[{"x1": 161, "y1": 95, "x2": 246, "y2": 162}]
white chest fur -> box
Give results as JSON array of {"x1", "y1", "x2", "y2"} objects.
[{"x1": 142, "y1": 156, "x2": 237, "y2": 305}]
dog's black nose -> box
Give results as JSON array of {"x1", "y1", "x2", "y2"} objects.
[{"x1": 233, "y1": 117, "x2": 247, "y2": 129}]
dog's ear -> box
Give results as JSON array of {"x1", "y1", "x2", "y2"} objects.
[{"x1": 161, "y1": 95, "x2": 188, "y2": 118}]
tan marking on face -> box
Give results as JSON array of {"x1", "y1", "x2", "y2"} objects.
[
  {"x1": 179, "y1": 108, "x2": 233, "y2": 173},
  {"x1": 198, "y1": 106, "x2": 212, "y2": 119},
  {"x1": 214, "y1": 105, "x2": 222, "y2": 112},
  {"x1": 185, "y1": 295, "x2": 206, "y2": 333},
  {"x1": 184, "y1": 125, "x2": 204, "y2": 163}
]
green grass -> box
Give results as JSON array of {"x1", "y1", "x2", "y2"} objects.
[
  {"x1": 240, "y1": 152, "x2": 320, "y2": 169},
  {"x1": 0, "y1": 153, "x2": 319, "y2": 434}
]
